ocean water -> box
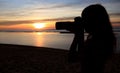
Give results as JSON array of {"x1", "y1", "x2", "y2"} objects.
[
  {"x1": 0, "y1": 32, "x2": 120, "y2": 53},
  {"x1": 0, "y1": 32, "x2": 74, "y2": 50}
]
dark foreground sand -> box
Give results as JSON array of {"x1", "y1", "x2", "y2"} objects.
[{"x1": 0, "y1": 44, "x2": 120, "y2": 73}]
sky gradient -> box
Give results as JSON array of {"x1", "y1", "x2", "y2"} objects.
[{"x1": 0, "y1": 0, "x2": 120, "y2": 31}]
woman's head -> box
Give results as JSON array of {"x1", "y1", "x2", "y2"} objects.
[{"x1": 82, "y1": 4, "x2": 112, "y2": 35}]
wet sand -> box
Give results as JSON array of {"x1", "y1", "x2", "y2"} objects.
[{"x1": 0, "y1": 44, "x2": 119, "y2": 73}]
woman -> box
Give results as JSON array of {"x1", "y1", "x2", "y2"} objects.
[{"x1": 81, "y1": 4, "x2": 116, "y2": 73}]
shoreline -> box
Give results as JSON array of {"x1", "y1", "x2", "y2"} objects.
[
  {"x1": 0, "y1": 44, "x2": 120, "y2": 73},
  {"x1": 0, "y1": 43, "x2": 68, "y2": 51}
]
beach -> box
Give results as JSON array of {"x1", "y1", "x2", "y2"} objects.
[{"x1": 0, "y1": 44, "x2": 120, "y2": 73}]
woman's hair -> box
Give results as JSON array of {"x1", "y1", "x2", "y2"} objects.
[
  {"x1": 82, "y1": 4, "x2": 116, "y2": 46},
  {"x1": 82, "y1": 4, "x2": 113, "y2": 35}
]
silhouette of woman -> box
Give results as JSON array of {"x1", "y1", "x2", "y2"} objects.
[{"x1": 81, "y1": 4, "x2": 116, "y2": 73}]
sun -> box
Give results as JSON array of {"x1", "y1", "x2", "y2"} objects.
[{"x1": 33, "y1": 23, "x2": 45, "y2": 29}]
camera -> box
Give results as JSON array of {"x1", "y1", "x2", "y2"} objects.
[
  {"x1": 55, "y1": 17, "x2": 82, "y2": 32},
  {"x1": 56, "y1": 22, "x2": 74, "y2": 30}
]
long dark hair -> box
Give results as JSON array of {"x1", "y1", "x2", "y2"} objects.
[{"x1": 82, "y1": 4, "x2": 116, "y2": 48}]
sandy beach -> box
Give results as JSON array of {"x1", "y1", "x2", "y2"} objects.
[{"x1": 0, "y1": 44, "x2": 120, "y2": 73}]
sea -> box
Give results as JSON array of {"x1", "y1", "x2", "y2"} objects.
[
  {"x1": 0, "y1": 31, "x2": 74, "y2": 50},
  {"x1": 0, "y1": 31, "x2": 120, "y2": 53}
]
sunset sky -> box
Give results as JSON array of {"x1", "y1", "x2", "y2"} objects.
[{"x1": 0, "y1": 0, "x2": 120, "y2": 31}]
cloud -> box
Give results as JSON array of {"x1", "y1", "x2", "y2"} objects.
[
  {"x1": 41, "y1": 16, "x2": 75, "y2": 21},
  {"x1": 112, "y1": 22, "x2": 120, "y2": 24},
  {"x1": 0, "y1": 16, "x2": 75, "y2": 26},
  {"x1": 36, "y1": 4, "x2": 71, "y2": 10},
  {"x1": 1, "y1": 13, "x2": 119, "y2": 26},
  {"x1": 109, "y1": 13, "x2": 120, "y2": 16},
  {"x1": 35, "y1": 3, "x2": 81, "y2": 10},
  {"x1": 0, "y1": 20, "x2": 33, "y2": 26}
]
